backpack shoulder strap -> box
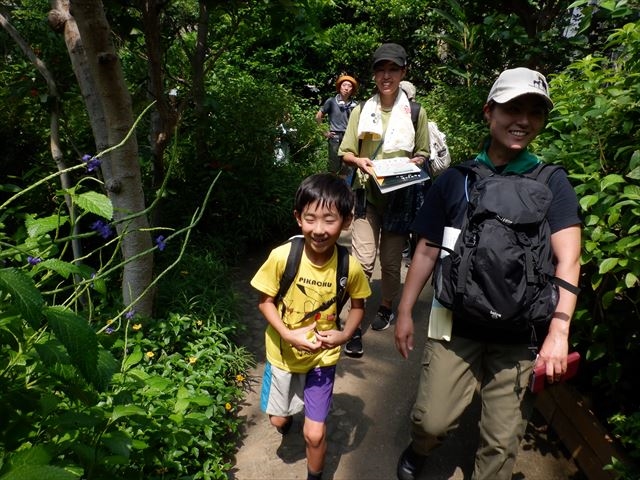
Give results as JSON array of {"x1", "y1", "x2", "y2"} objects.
[
  {"x1": 527, "y1": 163, "x2": 564, "y2": 185},
  {"x1": 455, "y1": 159, "x2": 493, "y2": 178},
  {"x1": 409, "y1": 101, "x2": 420, "y2": 130},
  {"x1": 275, "y1": 236, "x2": 304, "y2": 305},
  {"x1": 336, "y1": 244, "x2": 350, "y2": 313}
]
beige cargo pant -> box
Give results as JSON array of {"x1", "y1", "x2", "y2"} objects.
[{"x1": 409, "y1": 335, "x2": 536, "y2": 480}]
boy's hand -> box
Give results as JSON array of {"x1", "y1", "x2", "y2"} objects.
[
  {"x1": 285, "y1": 323, "x2": 322, "y2": 353},
  {"x1": 313, "y1": 328, "x2": 347, "y2": 350}
]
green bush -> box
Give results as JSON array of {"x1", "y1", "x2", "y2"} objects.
[{"x1": 0, "y1": 157, "x2": 253, "y2": 479}]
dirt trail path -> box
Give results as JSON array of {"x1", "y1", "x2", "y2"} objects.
[{"x1": 228, "y1": 233, "x2": 584, "y2": 480}]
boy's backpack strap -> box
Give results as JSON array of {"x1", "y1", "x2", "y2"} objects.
[
  {"x1": 275, "y1": 237, "x2": 352, "y2": 323},
  {"x1": 336, "y1": 244, "x2": 350, "y2": 314},
  {"x1": 275, "y1": 235, "x2": 304, "y2": 309}
]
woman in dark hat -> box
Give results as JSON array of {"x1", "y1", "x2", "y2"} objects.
[{"x1": 339, "y1": 43, "x2": 430, "y2": 357}]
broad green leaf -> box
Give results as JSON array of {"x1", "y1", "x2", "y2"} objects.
[
  {"x1": 600, "y1": 174, "x2": 625, "y2": 191},
  {"x1": 586, "y1": 343, "x2": 607, "y2": 362},
  {"x1": 111, "y1": 405, "x2": 146, "y2": 421},
  {"x1": 144, "y1": 375, "x2": 172, "y2": 392},
  {"x1": 122, "y1": 347, "x2": 143, "y2": 372},
  {"x1": 602, "y1": 289, "x2": 615, "y2": 308},
  {"x1": 125, "y1": 368, "x2": 150, "y2": 383},
  {"x1": 73, "y1": 191, "x2": 113, "y2": 219},
  {"x1": 43, "y1": 306, "x2": 98, "y2": 386},
  {"x1": 622, "y1": 184, "x2": 640, "y2": 197},
  {"x1": 37, "y1": 259, "x2": 82, "y2": 279},
  {"x1": 0, "y1": 465, "x2": 79, "y2": 480},
  {"x1": 625, "y1": 272, "x2": 638, "y2": 289},
  {"x1": 7, "y1": 445, "x2": 51, "y2": 467},
  {"x1": 102, "y1": 431, "x2": 133, "y2": 458},
  {"x1": 94, "y1": 348, "x2": 118, "y2": 391},
  {"x1": 617, "y1": 236, "x2": 640, "y2": 250},
  {"x1": 189, "y1": 395, "x2": 214, "y2": 407},
  {"x1": 579, "y1": 194, "x2": 598, "y2": 210},
  {"x1": 630, "y1": 150, "x2": 640, "y2": 170},
  {"x1": 34, "y1": 339, "x2": 71, "y2": 367},
  {"x1": 0, "y1": 268, "x2": 44, "y2": 329},
  {"x1": 627, "y1": 166, "x2": 640, "y2": 180},
  {"x1": 599, "y1": 258, "x2": 619, "y2": 274},
  {"x1": 584, "y1": 214, "x2": 599, "y2": 226},
  {"x1": 184, "y1": 412, "x2": 210, "y2": 424},
  {"x1": 174, "y1": 398, "x2": 190, "y2": 414},
  {"x1": 25, "y1": 214, "x2": 69, "y2": 238}
]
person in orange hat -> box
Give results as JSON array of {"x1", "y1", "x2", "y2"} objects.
[{"x1": 315, "y1": 75, "x2": 358, "y2": 175}]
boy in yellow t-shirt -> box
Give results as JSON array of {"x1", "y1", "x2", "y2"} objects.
[{"x1": 251, "y1": 173, "x2": 371, "y2": 480}]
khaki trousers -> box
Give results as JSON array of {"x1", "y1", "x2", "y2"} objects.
[
  {"x1": 350, "y1": 204, "x2": 406, "y2": 305},
  {"x1": 409, "y1": 335, "x2": 535, "y2": 480}
]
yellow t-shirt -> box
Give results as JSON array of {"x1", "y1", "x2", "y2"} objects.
[{"x1": 250, "y1": 242, "x2": 371, "y2": 373}]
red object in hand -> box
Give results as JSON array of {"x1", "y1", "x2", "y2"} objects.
[{"x1": 529, "y1": 351, "x2": 581, "y2": 393}]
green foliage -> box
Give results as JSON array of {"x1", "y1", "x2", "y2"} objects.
[
  {"x1": 605, "y1": 412, "x2": 640, "y2": 478},
  {"x1": 96, "y1": 309, "x2": 252, "y2": 479},
  {"x1": 0, "y1": 177, "x2": 254, "y2": 479},
  {"x1": 420, "y1": 82, "x2": 487, "y2": 164},
  {"x1": 163, "y1": 68, "x2": 325, "y2": 253},
  {"x1": 537, "y1": 19, "x2": 640, "y2": 472}
]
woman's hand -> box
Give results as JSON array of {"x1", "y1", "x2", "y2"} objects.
[
  {"x1": 410, "y1": 155, "x2": 427, "y2": 167},
  {"x1": 354, "y1": 156, "x2": 374, "y2": 175}
]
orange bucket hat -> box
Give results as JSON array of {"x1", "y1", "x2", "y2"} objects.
[{"x1": 335, "y1": 75, "x2": 358, "y2": 93}]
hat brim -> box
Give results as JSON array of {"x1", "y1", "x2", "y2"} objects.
[
  {"x1": 373, "y1": 57, "x2": 405, "y2": 68},
  {"x1": 492, "y1": 89, "x2": 553, "y2": 110}
]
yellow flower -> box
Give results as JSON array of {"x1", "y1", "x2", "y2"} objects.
[
  {"x1": 225, "y1": 402, "x2": 232, "y2": 411},
  {"x1": 236, "y1": 374, "x2": 245, "y2": 383},
  {"x1": 146, "y1": 351, "x2": 155, "y2": 359},
  {"x1": 132, "y1": 323, "x2": 142, "y2": 331},
  {"x1": 188, "y1": 356, "x2": 197, "y2": 365},
  {"x1": 196, "y1": 320, "x2": 203, "y2": 326},
  {"x1": 106, "y1": 319, "x2": 114, "y2": 325}
]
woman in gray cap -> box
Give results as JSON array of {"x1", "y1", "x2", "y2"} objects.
[{"x1": 394, "y1": 67, "x2": 581, "y2": 480}]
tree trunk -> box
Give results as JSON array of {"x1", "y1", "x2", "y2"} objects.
[
  {"x1": 62, "y1": 0, "x2": 155, "y2": 315},
  {"x1": 193, "y1": 1, "x2": 210, "y2": 162}
]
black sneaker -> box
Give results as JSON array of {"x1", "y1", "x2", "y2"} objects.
[
  {"x1": 397, "y1": 445, "x2": 426, "y2": 480},
  {"x1": 371, "y1": 305, "x2": 395, "y2": 331},
  {"x1": 344, "y1": 328, "x2": 363, "y2": 357}
]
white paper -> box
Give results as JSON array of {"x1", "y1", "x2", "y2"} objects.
[
  {"x1": 373, "y1": 157, "x2": 421, "y2": 177},
  {"x1": 427, "y1": 227, "x2": 460, "y2": 341}
]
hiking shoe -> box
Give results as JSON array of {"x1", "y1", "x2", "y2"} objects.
[
  {"x1": 397, "y1": 445, "x2": 426, "y2": 480},
  {"x1": 371, "y1": 305, "x2": 395, "y2": 331},
  {"x1": 344, "y1": 328, "x2": 363, "y2": 357},
  {"x1": 276, "y1": 417, "x2": 292, "y2": 435}
]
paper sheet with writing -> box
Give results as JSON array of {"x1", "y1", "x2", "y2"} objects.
[
  {"x1": 428, "y1": 227, "x2": 461, "y2": 341},
  {"x1": 372, "y1": 157, "x2": 421, "y2": 177}
]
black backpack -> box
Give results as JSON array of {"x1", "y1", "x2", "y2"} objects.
[
  {"x1": 431, "y1": 160, "x2": 580, "y2": 332},
  {"x1": 275, "y1": 236, "x2": 350, "y2": 327}
]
